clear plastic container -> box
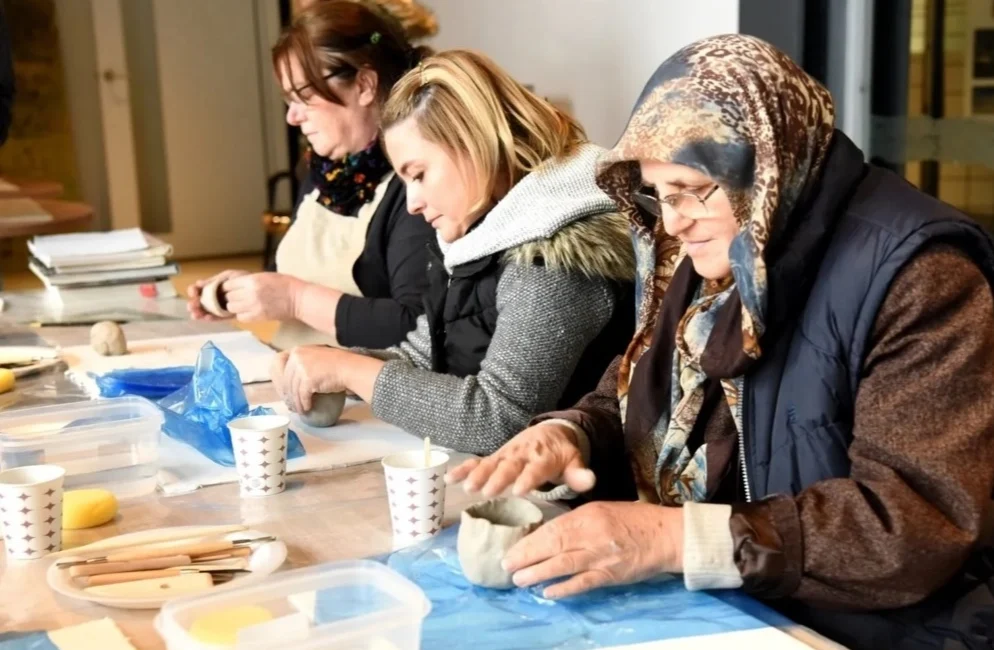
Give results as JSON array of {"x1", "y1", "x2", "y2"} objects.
[
  {"x1": 0, "y1": 396, "x2": 163, "y2": 498},
  {"x1": 155, "y1": 560, "x2": 432, "y2": 650}
]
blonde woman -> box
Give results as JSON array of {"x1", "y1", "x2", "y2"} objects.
[{"x1": 271, "y1": 50, "x2": 635, "y2": 455}]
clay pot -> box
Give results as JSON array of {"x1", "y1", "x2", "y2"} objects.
[
  {"x1": 200, "y1": 278, "x2": 232, "y2": 318},
  {"x1": 457, "y1": 497, "x2": 544, "y2": 589},
  {"x1": 300, "y1": 392, "x2": 347, "y2": 428}
]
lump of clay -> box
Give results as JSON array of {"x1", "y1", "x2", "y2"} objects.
[
  {"x1": 200, "y1": 277, "x2": 232, "y2": 318},
  {"x1": 300, "y1": 392, "x2": 347, "y2": 428},
  {"x1": 90, "y1": 321, "x2": 128, "y2": 356},
  {"x1": 457, "y1": 497, "x2": 544, "y2": 589}
]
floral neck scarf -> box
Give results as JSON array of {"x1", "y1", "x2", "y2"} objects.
[{"x1": 309, "y1": 139, "x2": 393, "y2": 216}]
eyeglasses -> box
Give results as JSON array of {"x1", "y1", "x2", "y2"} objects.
[
  {"x1": 283, "y1": 68, "x2": 351, "y2": 105},
  {"x1": 632, "y1": 184, "x2": 720, "y2": 220}
]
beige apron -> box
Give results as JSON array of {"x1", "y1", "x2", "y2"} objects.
[{"x1": 271, "y1": 173, "x2": 393, "y2": 350}]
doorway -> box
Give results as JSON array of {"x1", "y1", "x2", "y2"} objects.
[{"x1": 60, "y1": 0, "x2": 289, "y2": 259}]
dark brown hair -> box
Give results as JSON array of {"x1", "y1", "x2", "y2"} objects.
[{"x1": 272, "y1": 0, "x2": 431, "y2": 106}]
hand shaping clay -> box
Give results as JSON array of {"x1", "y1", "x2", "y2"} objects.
[
  {"x1": 300, "y1": 392, "x2": 346, "y2": 428},
  {"x1": 457, "y1": 497, "x2": 544, "y2": 589},
  {"x1": 90, "y1": 321, "x2": 128, "y2": 356},
  {"x1": 200, "y1": 277, "x2": 232, "y2": 318}
]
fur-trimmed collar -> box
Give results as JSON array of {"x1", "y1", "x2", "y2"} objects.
[{"x1": 503, "y1": 211, "x2": 634, "y2": 282}]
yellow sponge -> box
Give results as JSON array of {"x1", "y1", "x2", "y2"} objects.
[
  {"x1": 62, "y1": 489, "x2": 118, "y2": 530},
  {"x1": 0, "y1": 369, "x2": 15, "y2": 394},
  {"x1": 189, "y1": 606, "x2": 274, "y2": 645}
]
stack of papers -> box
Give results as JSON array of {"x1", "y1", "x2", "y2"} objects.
[{"x1": 27, "y1": 228, "x2": 179, "y2": 306}]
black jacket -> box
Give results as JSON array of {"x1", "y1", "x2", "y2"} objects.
[{"x1": 293, "y1": 174, "x2": 433, "y2": 349}]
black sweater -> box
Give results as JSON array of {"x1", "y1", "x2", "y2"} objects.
[{"x1": 292, "y1": 174, "x2": 433, "y2": 349}]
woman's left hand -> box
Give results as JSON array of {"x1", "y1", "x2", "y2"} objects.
[
  {"x1": 271, "y1": 346, "x2": 352, "y2": 413},
  {"x1": 503, "y1": 501, "x2": 684, "y2": 600},
  {"x1": 223, "y1": 272, "x2": 304, "y2": 322}
]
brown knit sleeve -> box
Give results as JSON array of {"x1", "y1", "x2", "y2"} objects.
[
  {"x1": 730, "y1": 244, "x2": 994, "y2": 609},
  {"x1": 533, "y1": 355, "x2": 637, "y2": 501}
]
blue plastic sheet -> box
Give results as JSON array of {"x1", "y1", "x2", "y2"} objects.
[
  {"x1": 308, "y1": 526, "x2": 791, "y2": 649},
  {"x1": 91, "y1": 366, "x2": 194, "y2": 399},
  {"x1": 155, "y1": 342, "x2": 305, "y2": 467},
  {"x1": 0, "y1": 632, "x2": 57, "y2": 650}
]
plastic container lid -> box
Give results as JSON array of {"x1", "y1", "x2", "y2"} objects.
[
  {"x1": 155, "y1": 560, "x2": 431, "y2": 650},
  {"x1": 0, "y1": 396, "x2": 163, "y2": 449},
  {"x1": 0, "y1": 396, "x2": 163, "y2": 498}
]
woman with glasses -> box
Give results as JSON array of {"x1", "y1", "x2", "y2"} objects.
[
  {"x1": 270, "y1": 50, "x2": 635, "y2": 456},
  {"x1": 188, "y1": 0, "x2": 434, "y2": 351},
  {"x1": 447, "y1": 35, "x2": 994, "y2": 649}
]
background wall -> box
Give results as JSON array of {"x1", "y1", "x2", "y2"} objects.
[
  {"x1": 52, "y1": 0, "x2": 286, "y2": 259},
  {"x1": 421, "y1": 0, "x2": 740, "y2": 147},
  {"x1": 0, "y1": 0, "x2": 78, "y2": 196},
  {"x1": 0, "y1": 0, "x2": 81, "y2": 272}
]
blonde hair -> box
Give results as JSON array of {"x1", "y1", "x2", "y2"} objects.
[{"x1": 382, "y1": 49, "x2": 587, "y2": 212}]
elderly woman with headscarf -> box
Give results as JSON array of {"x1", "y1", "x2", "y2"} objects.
[{"x1": 447, "y1": 35, "x2": 994, "y2": 650}]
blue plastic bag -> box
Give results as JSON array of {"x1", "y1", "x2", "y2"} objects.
[
  {"x1": 307, "y1": 526, "x2": 791, "y2": 649},
  {"x1": 0, "y1": 631, "x2": 57, "y2": 650},
  {"x1": 157, "y1": 342, "x2": 305, "y2": 467},
  {"x1": 92, "y1": 366, "x2": 194, "y2": 399}
]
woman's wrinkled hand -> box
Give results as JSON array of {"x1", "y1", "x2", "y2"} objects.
[
  {"x1": 222, "y1": 272, "x2": 304, "y2": 322},
  {"x1": 186, "y1": 269, "x2": 249, "y2": 321},
  {"x1": 504, "y1": 501, "x2": 684, "y2": 599},
  {"x1": 270, "y1": 346, "x2": 351, "y2": 414},
  {"x1": 444, "y1": 422, "x2": 596, "y2": 498}
]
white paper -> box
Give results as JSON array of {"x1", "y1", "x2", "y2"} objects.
[
  {"x1": 157, "y1": 401, "x2": 429, "y2": 495},
  {"x1": 30, "y1": 228, "x2": 149, "y2": 264},
  {"x1": 61, "y1": 330, "x2": 276, "y2": 396}
]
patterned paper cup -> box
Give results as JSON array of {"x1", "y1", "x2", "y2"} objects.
[
  {"x1": 229, "y1": 415, "x2": 291, "y2": 498},
  {"x1": 0, "y1": 464, "x2": 65, "y2": 560},
  {"x1": 382, "y1": 449, "x2": 449, "y2": 549}
]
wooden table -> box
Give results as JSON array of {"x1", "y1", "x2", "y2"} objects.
[
  {"x1": 0, "y1": 199, "x2": 94, "y2": 239},
  {"x1": 0, "y1": 178, "x2": 64, "y2": 200},
  {"x1": 0, "y1": 314, "x2": 837, "y2": 650},
  {"x1": 0, "y1": 317, "x2": 478, "y2": 648}
]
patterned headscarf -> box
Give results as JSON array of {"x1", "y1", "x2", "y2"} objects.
[{"x1": 597, "y1": 35, "x2": 835, "y2": 504}]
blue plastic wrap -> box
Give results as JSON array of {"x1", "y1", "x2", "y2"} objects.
[
  {"x1": 0, "y1": 632, "x2": 57, "y2": 650},
  {"x1": 157, "y1": 342, "x2": 305, "y2": 467},
  {"x1": 309, "y1": 526, "x2": 793, "y2": 649},
  {"x1": 91, "y1": 366, "x2": 194, "y2": 399}
]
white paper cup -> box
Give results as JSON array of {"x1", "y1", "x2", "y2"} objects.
[
  {"x1": 382, "y1": 449, "x2": 449, "y2": 549},
  {"x1": 229, "y1": 415, "x2": 290, "y2": 498},
  {"x1": 0, "y1": 464, "x2": 65, "y2": 560}
]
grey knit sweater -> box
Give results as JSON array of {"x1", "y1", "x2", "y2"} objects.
[{"x1": 368, "y1": 144, "x2": 635, "y2": 455}]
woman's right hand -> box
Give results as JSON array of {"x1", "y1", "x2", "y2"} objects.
[
  {"x1": 186, "y1": 269, "x2": 250, "y2": 320},
  {"x1": 445, "y1": 423, "x2": 596, "y2": 498}
]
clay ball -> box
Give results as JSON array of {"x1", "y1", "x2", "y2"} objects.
[
  {"x1": 457, "y1": 497, "x2": 544, "y2": 589},
  {"x1": 90, "y1": 321, "x2": 128, "y2": 356},
  {"x1": 300, "y1": 392, "x2": 347, "y2": 428},
  {"x1": 199, "y1": 278, "x2": 232, "y2": 318}
]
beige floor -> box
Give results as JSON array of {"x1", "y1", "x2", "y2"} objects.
[{"x1": 3, "y1": 254, "x2": 281, "y2": 342}]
